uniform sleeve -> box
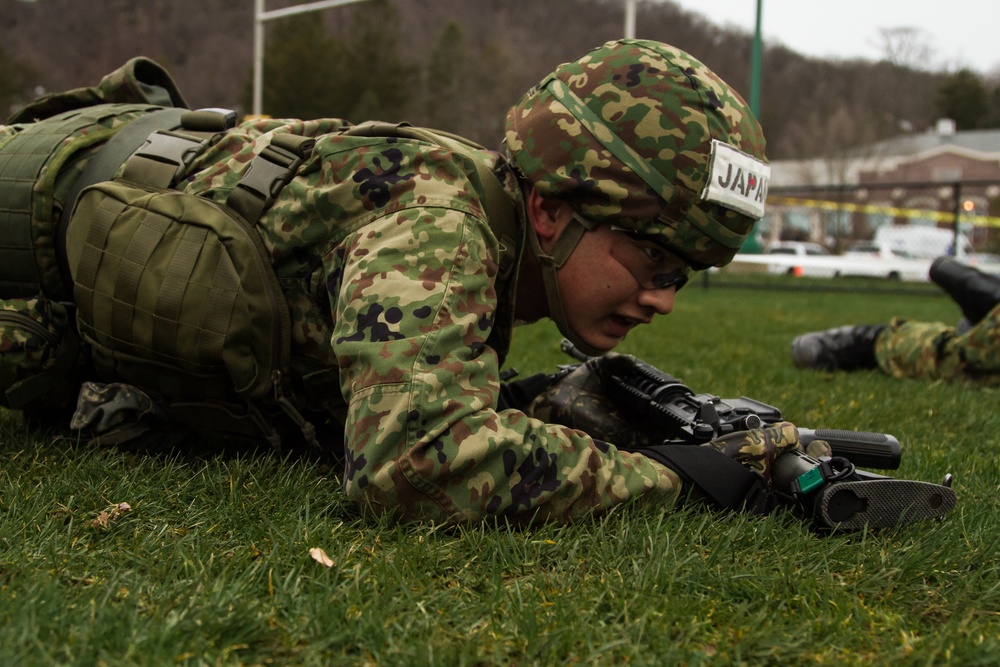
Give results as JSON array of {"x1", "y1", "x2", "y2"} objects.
[{"x1": 331, "y1": 205, "x2": 682, "y2": 524}]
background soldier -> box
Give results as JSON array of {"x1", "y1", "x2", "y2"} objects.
[{"x1": 792, "y1": 256, "x2": 1000, "y2": 383}]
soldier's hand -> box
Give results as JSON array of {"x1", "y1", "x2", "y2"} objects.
[
  {"x1": 525, "y1": 353, "x2": 660, "y2": 449},
  {"x1": 708, "y1": 421, "x2": 830, "y2": 488}
]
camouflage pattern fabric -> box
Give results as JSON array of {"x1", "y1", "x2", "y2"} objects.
[
  {"x1": 120, "y1": 115, "x2": 677, "y2": 524},
  {"x1": 708, "y1": 422, "x2": 804, "y2": 489},
  {"x1": 6, "y1": 56, "x2": 186, "y2": 124},
  {"x1": 0, "y1": 298, "x2": 65, "y2": 375},
  {"x1": 875, "y1": 304, "x2": 1000, "y2": 384},
  {"x1": 70, "y1": 381, "x2": 193, "y2": 450},
  {"x1": 71, "y1": 381, "x2": 161, "y2": 433},
  {"x1": 525, "y1": 354, "x2": 666, "y2": 451},
  {"x1": 0, "y1": 297, "x2": 81, "y2": 412},
  {"x1": 505, "y1": 39, "x2": 769, "y2": 269}
]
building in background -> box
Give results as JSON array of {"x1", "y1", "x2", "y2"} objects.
[{"x1": 761, "y1": 121, "x2": 1000, "y2": 258}]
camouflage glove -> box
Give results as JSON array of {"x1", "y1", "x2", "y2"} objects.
[
  {"x1": 707, "y1": 422, "x2": 832, "y2": 489},
  {"x1": 525, "y1": 353, "x2": 660, "y2": 449},
  {"x1": 70, "y1": 381, "x2": 188, "y2": 450}
]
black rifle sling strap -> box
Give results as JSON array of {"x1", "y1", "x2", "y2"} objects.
[{"x1": 640, "y1": 444, "x2": 774, "y2": 514}]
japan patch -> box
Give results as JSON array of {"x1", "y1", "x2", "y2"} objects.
[{"x1": 702, "y1": 139, "x2": 770, "y2": 219}]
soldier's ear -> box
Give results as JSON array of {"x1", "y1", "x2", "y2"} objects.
[{"x1": 526, "y1": 188, "x2": 573, "y2": 243}]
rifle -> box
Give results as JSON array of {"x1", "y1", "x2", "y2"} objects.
[{"x1": 558, "y1": 339, "x2": 956, "y2": 530}]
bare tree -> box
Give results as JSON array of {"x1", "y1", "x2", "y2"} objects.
[{"x1": 876, "y1": 27, "x2": 935, "y2": 70}]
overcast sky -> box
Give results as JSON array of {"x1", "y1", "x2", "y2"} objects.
[{"x1": 665, "y1": 0, "x2": 1000, "y2": 74}]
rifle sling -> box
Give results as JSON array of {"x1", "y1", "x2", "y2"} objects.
[{"x1": 639, "y1": 444, "x2": 774, "y2": 514}]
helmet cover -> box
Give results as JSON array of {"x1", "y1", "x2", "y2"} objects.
[{"x1": 505, "y1": 39, "x2": 770, "y2": 269}]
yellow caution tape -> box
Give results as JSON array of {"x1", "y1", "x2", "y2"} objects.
[{"x1": 768, "y1": 196, "x2": 1000, "y2": 228}]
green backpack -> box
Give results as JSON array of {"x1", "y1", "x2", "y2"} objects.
[
  {"x1": 64, "y1": 115, "x2": 318, "y2": 448},
  {"x1": 0, "y1": 58, "x2": 189, "y2": 416},
  {"x1": 0, "y1": 58, "x2": 318, "y2": 447},
  {"x1": 0, "y1": 57, "x2": 188, "y2": 301}
]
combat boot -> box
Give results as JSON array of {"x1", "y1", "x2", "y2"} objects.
[
  {"x1": 929, "y1": 256, "x2": 1000, "y2": 326},
  {"x1": 790, "y1": 325, "x2": 886, "y2": 371}
]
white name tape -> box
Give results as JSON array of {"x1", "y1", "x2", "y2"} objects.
[{"x1": 702, "y1": 139, "x2": 770, "y2": 219}]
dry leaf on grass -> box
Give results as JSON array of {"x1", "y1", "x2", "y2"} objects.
[
  {"x1": 309, "y1": 547, "x2": 334, "y2": 567},
  {"x1": 90, "y1": 502, "x2": 132, "y2": 529}
]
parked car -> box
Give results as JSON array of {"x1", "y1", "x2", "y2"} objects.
[
  {"x1": 765, "y1": 242, "x2": 837, "y2": 277},
  {"x1": 874, "y1": 226, "x2": 972, "y2": 260},
  {"x1": 735, "y1": 240, "x2": 933, "y2": 281},
  {"x1": 838, "y1": 241, "x2": 930, "y2": 281},
  {"x1": 844, "y1": 241, "x2": 916, "y2": 260}
]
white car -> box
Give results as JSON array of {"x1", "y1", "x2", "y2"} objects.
[
  {"x1": 733, "y1": 240, "x2": 932, "y2": 281},
  {"x1": 764, "y1": 242, "x2": 837, "y2": 277},
  {"x1": 839, "y1": 241, "x2": 931, "y2": 281}
]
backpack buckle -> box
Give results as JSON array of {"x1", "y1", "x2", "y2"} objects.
[
  {"x1": 127, "y1": 130, "x2": 208, "y2": 186},
  {"x1": 236, "y1": 134, "x2": 315, "y2": 208}
]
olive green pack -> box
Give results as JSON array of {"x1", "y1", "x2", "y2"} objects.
[
  {"x1": 0, "y1": 57, "x2": 189, "y2": 301},
  {"x1": 0, "y1": 58, "x2": 190, "y2": 416},
  {"x1": 0, "y1": 57, "x2": 320, "y2": 447},
  {"x1": 62, "y1": 113, "x2": 317, "y2": 447}
]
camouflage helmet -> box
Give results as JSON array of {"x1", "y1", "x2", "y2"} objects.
[{"x1": 504, "y1": 39, "x2": 770, "y2": 270}]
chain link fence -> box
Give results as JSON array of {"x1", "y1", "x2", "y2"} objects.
[{"x1": 705, "y1": 179, "x2": 1000, "y2": 293}]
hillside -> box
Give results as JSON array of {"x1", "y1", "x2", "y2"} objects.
[{"x1": 2, "y1": 0, "x2": 950, "y2": 160}]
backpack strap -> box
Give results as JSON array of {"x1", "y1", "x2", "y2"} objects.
[
  {"x1": 70, "y1": 120, "x2": 320, "y2": 450},
  {"x1": 56, "y1": 107, "x2": 190, "y2": 296},
  {"x1": 119, "y1": 109, "x2": 237, "y2": 188},
  {"x1": 226, "y1": 132, "x2": 315, "y2": 225},
  {"x1": 118, "y1": 115, "x2": 315, "y2": 229}
]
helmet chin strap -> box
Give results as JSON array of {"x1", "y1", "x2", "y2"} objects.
[{"x1": 526, "y1": 214, "x2": 607, "y2": 357}]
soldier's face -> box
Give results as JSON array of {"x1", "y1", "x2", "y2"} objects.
[{"x1": 556, "y1": 222, "x2": 677, "y2": 352}]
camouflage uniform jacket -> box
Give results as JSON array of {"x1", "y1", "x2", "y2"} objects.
[{"x1": 165, "y1": 118, "x2": 683, "y2": 523}]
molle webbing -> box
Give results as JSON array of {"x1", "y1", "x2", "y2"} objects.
[
  {"x1": 56, "y1": 108, "x2": 192, "y2": 296},
  {"x1": 67, "y1": 119, "x2": 318, "y2": 447},
  {"x1": 0, "y1": 104, "x2": 166, "y2": 300},
  {"x1": 70, "y1": 123, "x2": 313, "y2": 399}
]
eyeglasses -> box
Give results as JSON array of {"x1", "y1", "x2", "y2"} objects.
[{"x1": 606, "y1": 224, "x2": 690, "y2": 290}]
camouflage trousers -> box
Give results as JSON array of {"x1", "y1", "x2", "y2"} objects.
[{"x1": 875, "y1": 303, "x2": 1000, "y2": 383}]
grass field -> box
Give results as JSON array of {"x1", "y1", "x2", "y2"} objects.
[{"x1": 1, "y1": 284, "x2": 998, "y2": 666}]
